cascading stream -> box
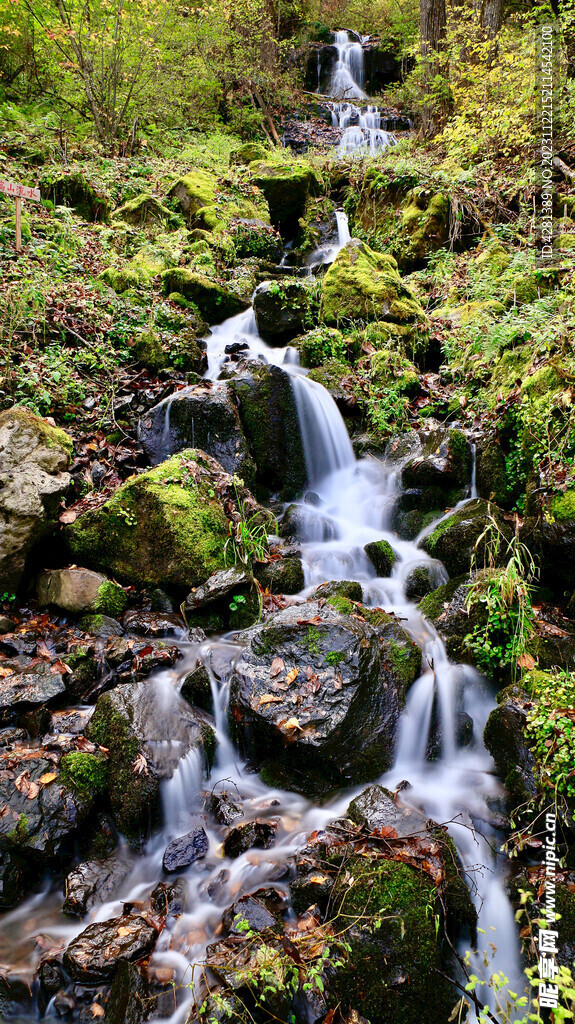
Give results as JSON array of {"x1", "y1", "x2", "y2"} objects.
[
  {"x1": 0, "y1": 216, "x2": 523, "y2": 1024},
  {"x1": 323, "y1": 31, "x2": 397, "y2": 155}
]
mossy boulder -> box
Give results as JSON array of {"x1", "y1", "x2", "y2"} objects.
[
  {"x1": 37, "y1": 567, "x2": 126, "y2": 617},
  {"x1": 249, "y1": 159, "x2": 320, "y2": 233},
  {"x1": 321, "y1": 239, "x2": 425, "y2": 327},
  {"x1": 329, "y1": 855, "x2": 459, "y2": 1024},
  {"x1": 229, "y1": 362, "x2": 307, "y2": 498},
  {"x1": 418, "y1": 573, "x2": 489, "y2": 663},
  {"x1": 399, "y1": 428, "x2": 472, "y2": 491},
  {"x1": 421, "y1": 498, "x2": 511, "y2": 577},
  {"x1": 167, "y1": 171, "x2": 218, "y2": 223},
  {"x1": 230, "y1": 143, "x2": 269, "y2": 166},
  {"x1": 307, "y1": 359, "x2": 357, "y2": 414},
  {"x1": 475, "y1": 436, "x2": 509, "y2": 507},
  {"x1": 522, "y1": 486, "x2": 575, "y2": 589},
  {"x1": 369, "y1": 347, "x2": 420, "y2": 396},
  {"x1": 113, "y1": 193, "x2": 175, "y2": 228},
  {"x1": 295, "y1": 326, "x2": 349, "y2": 368},
  {"x1": 161, "y1": 269, "x2": 248, "y2": 324},
  {"x1": 98, "y1": 258, "x2": 161, "y2": 294},
  {"x1": 364, "y1": 538, "x2": 397, "y2": 576},
  {"x1": 67, "y1": 450, "x2": 231, "y2": 590},
  {"x1": 132, "y1": 330, "x2": 166, "y2": 372},
  {"x1": 474, "y1": 242, "x2": 511, "y2": 278},
  {"x1": 88, "y1": 680, "x2": 215, "y2": 845},
  {"x1": 43, "y1": 171, "x2": 110, "y2": 222},
  {"x1": 397, "y1": 188, "x2": 450, "y2": 269},
  {"x1": 253, "y1": 280, "x2": 310, "y2": 341},
  {"x1": 253, "y1": 557, "x2": 305, "y2": 595}
]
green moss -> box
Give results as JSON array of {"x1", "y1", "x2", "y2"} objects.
[
  {"x1": 398, "y1": 189, "x2": 450, "y2": 266},
  {"x1": 364, "y1": 539, "x2": 397, "y2": 576},
  {"x1": 167, "y1": 171, "x2": 218, "y2": 221},
  {"x1": 303, "y1": 626, "x2": 321, "y2": 654},
  {"x1": 68, "y1": 451, "x2": 229, "y2": 589},
  {"x1": 249, "y1": 159, "x2": 320, "y2": 229},
  {"x1": 296, "y1": 327, "x2": 349, "y2": 368},
  {"x1": 551, "y1": 488, "x2": 575, "y2": 521},
  {"x1": 161, "y1": 269, "x2": 246, "y2": 322},
  {"x1": 230, "y1": 143, "x2": 269, "y2": 165},
  {"x1": 475, "y1": 243, "x2": 511, "y2": 278},
  {"x1": 325, "y1": 596, "x2": 355, "y2": 615},
  {"x1": 419, "y1": 577, "x2": 463, "y2": 621},
  {"x1": 94, "y1": 580, "x2": 127, "y2": 617},
  {"x1": 132, "y1": 330, "x2": 166, "y2": 372},
  {"x1": 59, "y1": 752, "x2": 108, "y2": 798},
  {"x1": 325, "y1": 650, "x2": 345, "y2": 667},
  {"x1": 7, "y1": 814, "x2": 29, "y2": 845},
  {"x1": 114, "y1": 193, "x2": 175, "y2": 227},
  {"x1": 321, "y1": 239, "x2": 425, "y2": 328},
  {"x1": 307, "y1": 359, "x2": 350, "y2": 394}
]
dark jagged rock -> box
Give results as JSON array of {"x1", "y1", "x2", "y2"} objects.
[
  {"x1": 483, "y1": 687, "x2": 538, "y2": 808},
  {"x1": 347, "y1": 784, "x2": 429, "y2": 837},
  {"x1": 223, "y1": 820, "x2": 277, "y2": 858},
  {"x1": 0, "y1": 662, "x2": 65, "y2": 717},
  {"x1": 63, "y1": 916, "x2": 158, "y2": 982},
  {"x1": 138, "y1": 384, "x2": 256, "y2": 488},
  {"x1": 63, "y1": 854, "x2": 130, "y2": 916},
  {"x1": 314, "y1": 579, "x2": 363, "y2": 603},
  {"x1": 222, "y1": 888, "x2": 286, "y2": 935},
  {"x1": 253, "y1": 556, "x2": 305, "y2": 594},
  {"x1": 122, "y1": 610, "x2": 186, "y2": 638},
  {"x1": 204, "y1": 789, "x2": 243, "y2": 827},
  {"x1": 230, "y1": 363, "x2": 307, "y2": 498},
  {"x1": 162, "y1": 820, "x2": 208, "y2": 873}
]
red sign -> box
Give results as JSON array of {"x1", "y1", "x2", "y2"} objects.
[{"x1": 0, "y1": 180, "x2": 41, "y2": 202}]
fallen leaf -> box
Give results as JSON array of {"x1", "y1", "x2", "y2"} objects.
[
  {"x1": 91, "y1": 1005, "x2": 105, "y2": 1019},
  {"x1": 132, "y1": 752, "x2": 149, "y2": 775},
  {"x1": 14, "y1": 770, "x2": 32, "y2": 795},
  {"x1": 27, "y1": 781, "x2": 40, "y2": 800},
  {"x1": 75, "y1": 736, "x2": 97, "y2": 752},
  {"x1": 517, "y1": 652, "x2": 536, "y2": 669},
  {"x1": 59, "y1": 509, "x2": 77, "y2": 525},
  {"x1": 259, "y1": 694, "x2": 284, "y2": 705},
  {"x1": 39, "y1": 772, "x2": 57, "y2": 785},
  {"x1": 117, "y1": 926, "x2": 132, "y2": 937},
  {"x1": 0, "y1": 667, "x2": 14, "y2": 678},
  {"x1": 283, "y1": 717, "x2": 301, "y2": 731},
  {"x1": 270, "y1": 657, "x2": 285, "y2": 677},
  {"x1": 286, "y1": 668, "x2": 299, "y2": 685}
]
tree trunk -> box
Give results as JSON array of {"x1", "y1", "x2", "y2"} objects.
[
  {"x1": 481, "y1": 0, "x2": 503, "y2": 37},
  {"x1": 420, "y1": 0, "x2": 446, "y2": 56}
]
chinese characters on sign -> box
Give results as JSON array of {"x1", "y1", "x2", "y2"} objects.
[{"x1": 0, "y1": 179, "x2": 41, "y2": 251}]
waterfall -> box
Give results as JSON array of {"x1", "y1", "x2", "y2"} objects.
[
  {"x1": 290, "y1": 374, "x2": 355, "y2": 485},
  {"x1": 330, "y1": 30, "x2": 366, "y2": 99},
  {"x1": 326, "y1": 33, "x2": 397, "y2": 156}
]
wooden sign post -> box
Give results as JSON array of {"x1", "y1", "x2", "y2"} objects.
[{"x1": 0, "y1": 180, "x2": 41, "y2": 251}]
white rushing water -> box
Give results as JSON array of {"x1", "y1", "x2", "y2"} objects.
[
  {"x1": 325, "y1": 31, "x2": 397, "y2": 156},
  {"x1": 0, "y1": 218, "x2": 523, "y2": 1024}
]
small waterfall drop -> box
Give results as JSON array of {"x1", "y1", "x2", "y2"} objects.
[
  {"x1": 331, "y1": 30, "x2": 366, "y2": 99},
  {"x1": 290, "y1": 374, "x2": 355, "y2": 485},
  {"x1": 325, "y1": 32, "x2": 396, "y2": 155}
]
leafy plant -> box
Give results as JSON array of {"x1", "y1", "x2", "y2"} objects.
[
  {"x1": 525, "y1": 670, "x2": 575, "y2": 799},
  {"x1": 224, "y1": 484, "x2": 271, "y2": 567}
]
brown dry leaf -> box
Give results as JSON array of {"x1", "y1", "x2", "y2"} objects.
[
  {"x1": 14, "y1": 770, "x2": 32, "y2": 795},
  {"x1": 259, "y1": 694, "x2": 284, "y2": 705},
  {"x1": 59, "y1": 509, "x2": 77, "y2": 525},
  {"x1": 283, "y1": 717, "x2": 301, "y2": 731},
  {"x1": 270, "y1": 657, "x2": 285, "y2": 677},
  {"x1": 286, "y1": 668, "x2": 299, "y2": 685},
  {"x1": 27, "y1": 781, "x2": 40, "y2": 800},
  {"x1": 75, "y1": 736, "x2": 97, "y2": 753},
  {"x1": 0, "y1": 666, "x2": 14, "y2": 678},
  {"x1": 40, "y1": 772, "x2": 57, "y2": 785},
  {"x1": 309, "y1": 873, "x2": 330, "y2": 884},
  {"x1": 132, "y1": 752, "x2": 149, "y2": 775},
  {"x1": 51, "y1": 660, "x2": 72, "y2": 675},
  {"x1": 517, "y1": 652, "x2": 536, "y2": 669},
  {"x1": 117, "y1": 926, "x2": 132, "y2": 937}
]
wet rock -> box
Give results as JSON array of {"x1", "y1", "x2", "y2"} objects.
[
  {"x1": 321, "y1": 240, "x2": 424, "y2": 327},
  {"x1": 228, "y1": 600, "x2": 420, "y2": 794},
  {"x1": 106, "y1": 636, "x2": 133, "y2": 667},
  {"x1": 63, "y1": 915, "x2": 158, "y2": 982},
  {"x1": 475, "y1": 436, "x2": 509, "y2": 507},
  {"x1": 0, "y1": 746, "x2": 93, "y2": 858},
  {"x1": 0, "y1": 407, "x2": 72, "y2": 590},
  {"x1": 185, "y1": 565, "x2": 252, "y2": 612},
  {"x1": 185, "y1": 565, "x2": 260, "y2": 631},
  {"x1": 150, "y1": 588, "x2": 174, "y2": 614},
  {"x1": 122, "y1": 610, "x2": 185, "y2": 638},
  {"x1": 399, "y1": 428, "x2": 472, "y2": 491},
  {"x1": 483, "y1": 687, "x2": 538, "y2": 808},
  {"x1": 421, "y1": 498, "x2": 511, "y2": 577},
  {"x1": 204, "y1": 789, "x2": 243, "y2": 827},
  {"x1": 37, "y1": 568, "x2": 126, "y2": 617},
  {"x1": 63, "y1": 854, "x2": 130, "y2": 916},
  {"x1": 223, "y1": 819, "x2": 277, "y2": 858},
  {"x1": 364, "y1": 538, "x2": 397, "y2": 577},
  {"x1": 162, "y1": 820, "x2": 208, "y2": 872},
  {"x1": 151, "y1": 877, "x2": 187, "y2": 917},
  {"x1": 0, "y1": 662, "x2": 65, "y2": 717},
  {"x1": 404, "y1": 563, "x2": 438, "y2": 601},
  {"x1": 0, "y1": 616, "x2": 14, "y2": 634},
  {"x1": 49, "y1": 709, "x2": 92, "y2": 737},
  {"x1": 230, "y1": 362, "x2": 307, "y2": 498},
  {"x1": 253, "y1": 280, "x2": 310, "y2": 341},
  {"x1": 0, "y1": 726, "x2": 27, "y2": 746},
  {"x1": 130, "y1": 638, "x2": 182, "y2": 677},
  {"x1": 314, "y1": 579, "x2": 363, "y2": 603},
  {"x1": 80, "y1": 613, "x2": 124, "y2": 638},
  {"x1": 222, "y1": 888, "x2": 285, "y2": 935},
  {"x1": 138, "y1": 384, "x2": 256, "y2": 488},
  {"x1": 67, "y1": 450, "x2": 232, "y2": 590},
  {"x1": 0, "y1": 849, "x2": 33, "y2": 909},
  {"x1": 181, "y1": 664, "x2": 213, "y2": 714},
  {"x1": 253, "y1": 555, "x2": 305, "y2": 595},
  {"x1": 88, "y1": 681, "x2": 215, "y2": 845},
  {"x1": 280, "y1": 503, "x2": 339, "y2": 541},
  {"x1": 347, "y1": 784, "x2": 429, "y2": 837},
  {"x1": 418, "y1": 575, "x2": 487, "y2": 662},
  {"x1": 103, "y1": 961, "x2": 148, "y2": 1024}
]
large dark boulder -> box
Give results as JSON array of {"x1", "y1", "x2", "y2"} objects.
[
  {"x1": 483, "y1": 687, "x2": 538, "y2": 809},
  {"x1": 228, "y1": 600, "x2": 421, "y2": 794},
  {"x1": 63, "y1": 916, "x2": 158, "y2": 982},
  {"x1": 249, "y1": 160, "x2": 320, "y2": 234},
  {"x1": 253, "y1": 280, "x2": 310, "y2": 342},
  {"x1": 229, "y1": 362, "x2": 307, "y2": 498},
  {"x1": 138, "y1": 382, "x2": 256, "y2": 488}
]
